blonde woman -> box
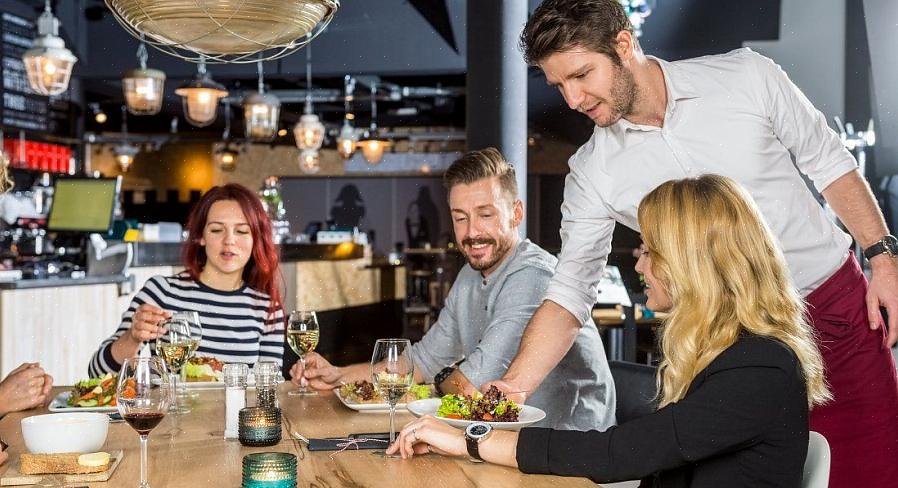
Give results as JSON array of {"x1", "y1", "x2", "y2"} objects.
[{"x1": 388, "y1": 175, "x2": 830, "y2": 488}]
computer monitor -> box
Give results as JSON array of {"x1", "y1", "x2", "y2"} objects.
[{"x1": 47, "y1": 177, "x2": 120, "y2": 233}]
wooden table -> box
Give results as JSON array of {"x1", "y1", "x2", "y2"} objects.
[{"x1": 0, "y1": 386, "x2": 599, "y2": 487}]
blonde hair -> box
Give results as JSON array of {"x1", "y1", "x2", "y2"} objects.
[
  {"x1": 637, "y1": 174, "x2": 830, "y2": 409},
  {"x1": 0, "y1": 160, "x2": 10, "y2": 193}
]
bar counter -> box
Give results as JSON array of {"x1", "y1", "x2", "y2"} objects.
[
  {"x1": 1, "y1": 243, "x2": 403, "y2": 385},
  {"x1": 0, "y1": 385, "x2": 600, "y2": 487}
]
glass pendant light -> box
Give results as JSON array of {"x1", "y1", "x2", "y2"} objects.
[
  {"x1": 113, "y1": 106, "x2": 140, "y2": 172},
  {"x1": 175, "y1": 58, "x2": 228, "y2": 127},
  {"x1": 299, "y1": 149, "x2": 320, "y2": 174},
  {"x1": 336, "y1": 75, "x2": 358, "y2": 159},
  {"x1": 292, "y1": 45, "x2": 325, "y2": 151},
  {"x1": 359, "y1": 81, "x2": 391, "y2": 164},
  {"x1": 122, "y1": 38, "x2": 166, "y2": 115},
  {"x1": 23, "y1": 0, "x2": 78, "y2": 96},
  {"x1": 244, "y1": 60, "x2": 280, "y2": 140}
]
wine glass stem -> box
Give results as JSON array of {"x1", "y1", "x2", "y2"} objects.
[
  {"x1": 298, "y1": 356, "x2": 307, "y2": 392},
  {"x1": 170, "y1": 373, "x2": 179, "y2": 412},
  {"x1": 139, "y1": 434, "x2": 149, "y2": 488},
  {"x1": 389, "y1": 405, "x2": 396, "y2": 444}
]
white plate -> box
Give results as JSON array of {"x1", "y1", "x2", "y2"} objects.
[
  {"x1": 335, "y1": 389, "x2": 408, "y2": 412},
  {"x1": 406, "y1": 398, "x2": 546, "y2": 431},
  {"x1": 48, "y1": 391, "x2": 118, "y2": 413}
]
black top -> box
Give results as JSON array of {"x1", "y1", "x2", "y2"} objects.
[{"x1": 516, "y1": 335, "x2": 809, "y2": 488}]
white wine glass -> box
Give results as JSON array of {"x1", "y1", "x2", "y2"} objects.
[
  {"x1": 370, "y1": 338, "x2": 413, "y2": 458},
  {"x1": 117, "y1": 357, "x2": 171, "y2": 488},
  {"x1": 287, "y1": 310, "x2": 320, "y2": 397},
  {"x1": 155, "y1": 318, "x2": 198, "y2": 416},
  {"x1": 170, "y1": 311, "x2": 202, "y2": 399}
]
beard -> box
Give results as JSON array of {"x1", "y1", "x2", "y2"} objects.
[
  {"x1": 460, "y1": 235, "x2": 515, "y2": 273},
  {"x1": 595, "y1": 63, "x2": 639, "y2": 127}
]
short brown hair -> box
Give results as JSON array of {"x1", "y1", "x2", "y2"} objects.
[
  {"x1": 520, "y1": 0, "x2": 634, "y2": 66},
  {"x1": 444, "y1": 147, "x2": 518, "y2": 201}
]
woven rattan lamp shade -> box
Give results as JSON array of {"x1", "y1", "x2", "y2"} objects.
[{"x1": 104, "y1": 0, "x2": 339, "y2": 63}]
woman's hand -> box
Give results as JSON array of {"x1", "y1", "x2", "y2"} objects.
[
  {"x1": 289, "y1": 352, "x2": 342, "y2": 390},
  {"x1": 127, "y1": 304, "x2": 171, "y2": 343},
  {"x1": 0, "y1": 363, "x2": 53, "y2": 417},
  {"x1": 386, "y1": 415, "x2": 467, "y2": 459}
]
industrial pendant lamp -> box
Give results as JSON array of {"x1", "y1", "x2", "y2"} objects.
[
  {"x1": 175, "y1": 58, "x2": 228, "y2": 127},
  {"x1": 359, "y1": 81, "x2": 391, "y2": 164},
  {"x1": 335, "y1": 75, "x2": 358, "y2": 159},
  {"x1": 113, "y1": 106, "x2": 140, "y2": 172},
  {"x1": 293, "y1": 44, "x2": 325, "y2": 151},
  {"x1": 216, "y1": 103, "x2": 239, "y2": 171},
  {"x1": 298, "y1": 149, "x2": 320, "y2": 174},
  {"x1": 244, "y1": 60, "x2": 281, "y2": 140},
  {"x1": 23, "y1": 0, "x2": 78, "y2": 96},
  {"x1": 122, "y1": 38, "x2": 166, "y2": 115}
]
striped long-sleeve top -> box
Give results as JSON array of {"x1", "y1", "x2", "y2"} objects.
[{"x1": 89, "y1": 273, "x2": 285, "y2": 376}]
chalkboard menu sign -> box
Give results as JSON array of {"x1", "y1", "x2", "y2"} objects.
[{"x1": 0, "y1": 9, "x2": 74, "y2": 138}]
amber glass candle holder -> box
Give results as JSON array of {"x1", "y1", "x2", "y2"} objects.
[
  {"x1": 238, "y1": 407, "x2": 282, "y2": 447},
  {"x1": 241, "y1": 452, "x2": 297, "y2": 488}
]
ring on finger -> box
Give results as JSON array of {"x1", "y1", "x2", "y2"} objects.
[
  {"x1": 412, "y1": 428, "x2": 418, "y2": 442},
  {"x1": 426, "y1": 444, "x2": 432, "y2": 454}
]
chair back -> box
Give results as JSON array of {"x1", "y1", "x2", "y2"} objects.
[
  {"x1": 802, "y1": 431, "x2": 830, "y2": 488},
  {"x1": 608, "y1": 360, "x2": 658, "y2": 424}
]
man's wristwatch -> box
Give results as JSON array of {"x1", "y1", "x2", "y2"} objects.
[
  {"x1": 464, "y1": 422, "x2": 493, "y2": 463},
  {"x1": 863, "y1": 235, "x2": 898, "y2": 260}
]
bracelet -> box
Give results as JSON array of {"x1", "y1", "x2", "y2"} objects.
[{"x1": 433, "y1": 366, "x2": 456, "y2": 396}]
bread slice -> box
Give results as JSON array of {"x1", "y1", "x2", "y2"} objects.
[{"x1": 19, "y1": 452, "x2": 110, "y2": 475}]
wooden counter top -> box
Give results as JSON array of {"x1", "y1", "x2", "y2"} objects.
[{"x1": 0, "y1": 385, "x2": 599, "y2": 487}]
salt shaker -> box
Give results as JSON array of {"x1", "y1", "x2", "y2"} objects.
[
  {"x1": 223, "y1": 363, "x2": 249, "y2": 439},
  {"x1": 254, "y1": 361, "x2": 280, "y2": 409}
]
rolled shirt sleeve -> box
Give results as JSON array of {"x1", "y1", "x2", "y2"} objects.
[
  {"x1": 544, "y1": 151, "x2": 617, "y2": 326},
  {"x1": 750, "y1": 51, "x2": 857, "y2": 192}
]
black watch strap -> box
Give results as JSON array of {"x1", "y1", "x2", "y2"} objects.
[
  {"x1": 864, "y1": 235, "x2": 898, "y2": 260},
  {"x1": 433, "y1": 366, "x2": 456, "y2": 396},
  {"x1": 466, "y1": 434, "x2": 483, "y2": 462}
]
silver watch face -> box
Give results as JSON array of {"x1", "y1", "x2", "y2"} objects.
[
  {"x1": 466, "y1": 422, "x2": 492, "y2": 440},
  {"x1": 886, "y1": 236, "x2": 898, "y2": 255}
]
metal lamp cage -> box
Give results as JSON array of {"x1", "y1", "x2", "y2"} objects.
[{"x1": 104, "y1": 0, "x2": 340, "y2": 64}]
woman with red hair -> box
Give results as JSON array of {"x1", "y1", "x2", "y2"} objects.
[{"x1": 89, "y1": 184, "x2": 285, "y2": 375}]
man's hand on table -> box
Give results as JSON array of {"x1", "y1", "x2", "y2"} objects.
[
  {"x1": 289, "y1": 352, "x2": 343, "y2": 390},
  {"x1": 0, "y1": 362, "x2": 53, "y2": 417}
]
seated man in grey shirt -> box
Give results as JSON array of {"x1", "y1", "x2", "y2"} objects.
[{"x1": 289, "y1": 148, "x2": 615, "y2": 430}]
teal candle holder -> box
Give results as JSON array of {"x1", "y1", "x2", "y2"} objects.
[
  {"x1": 238, "y1": 407, "x2": 282, "y2": 447},
  {"x1": 242, "y1": 452, "x2": 297, "y2": 488}
]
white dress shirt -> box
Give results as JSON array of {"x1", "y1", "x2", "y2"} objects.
[{"x1": 547, "y1": 48, "x2": 855, "y2": 326}]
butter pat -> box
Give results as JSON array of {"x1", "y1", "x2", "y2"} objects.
[{"x1": 78, "y1": 452, "x2": 110, "y2": 467}]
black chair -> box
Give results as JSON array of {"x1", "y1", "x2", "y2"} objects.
[{"x1": 609, "y1": 360, "x2": 659, "y2": 424}]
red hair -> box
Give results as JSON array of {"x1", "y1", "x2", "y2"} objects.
[{"x1": 183, "y1": 183, "x2": 283, "y2": 321}]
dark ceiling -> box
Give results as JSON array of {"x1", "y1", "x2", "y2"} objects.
[{"x1": 11, "y1": 0, "x2": 781, "y2": 145}]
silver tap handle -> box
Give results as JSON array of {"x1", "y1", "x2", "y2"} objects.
[
  {"x1": 833, "y1": 115, "x2": 846, "y2": 135},
  {"x1": 845, "y1": 122, "x2": 855, "y2": 135}
]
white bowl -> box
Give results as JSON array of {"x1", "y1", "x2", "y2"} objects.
[{"x1": 21, "y1": 412, "x2": 109, "y2": 454}]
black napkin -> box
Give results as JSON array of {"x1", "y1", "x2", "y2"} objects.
[{"x1": 307, "y1": 437, "x2": 390, "y2": 451}]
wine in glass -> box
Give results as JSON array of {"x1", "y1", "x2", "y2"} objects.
[
  {"x1": 370, "y1": 338, "x2": 414, "y2": 458},
  {"x1": 170, "y1": 311, "x2": 202, "y2": 399},
  {"x1": 287, "y1": 310, "x2": 320, "y2": 397},
  {"x1": 155, "y1": 318, "x2": 198, "y2": 415},
  {"x1": 117, "y1": 357, "x2": 171, "y2": 488}
]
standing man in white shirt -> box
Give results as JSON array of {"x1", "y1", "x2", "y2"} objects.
[{"x1": 488, "y1": 1, "x2": 898, "y2": 487}]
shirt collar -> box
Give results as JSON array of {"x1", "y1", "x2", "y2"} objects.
[
  {"x1": 613, "y1": 55, "x2": 700, "y2": 134},
  {"x1": 480, "y1": 238, "x2": 527, "y2": 286}
]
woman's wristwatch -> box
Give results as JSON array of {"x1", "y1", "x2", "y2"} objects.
[{"x1": 464, "y1": 422, "x2": 493, "y2": 462}]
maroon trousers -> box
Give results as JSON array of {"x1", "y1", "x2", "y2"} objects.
[{"x1": 806, "y1": 255, "x2": 898, "y2": 488}]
